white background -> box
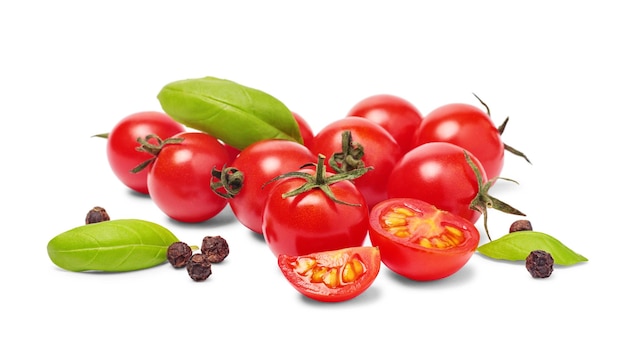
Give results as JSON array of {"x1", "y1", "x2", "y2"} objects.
[{"x1": 2, "y1": 1, "x2": 623, "y2": 354}]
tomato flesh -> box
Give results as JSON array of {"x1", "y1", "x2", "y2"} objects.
[
  {"x1": 278, "y1": 246, "x2": 381, "y2": 303},
  {"x1": 369, "y1": 198, "x2": 479, "y2": 281},
  {"x1": 380, "y1": 205, "x2": 466, "y2": 249}
]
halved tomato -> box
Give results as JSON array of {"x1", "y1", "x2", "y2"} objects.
[
  {"x1": 369, "y1": 198, "x2": 479, "y2": 281},
  {"x1": 277, "y1": 246, "x2": 381, "y2": 303}
]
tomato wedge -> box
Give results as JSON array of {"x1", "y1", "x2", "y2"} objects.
[
  {"x1": 369, "y1": 198, "x2": 479, "y2": 281},
  {"x1": 277, "y1": 246, "x2": 381, "y2": 303}
]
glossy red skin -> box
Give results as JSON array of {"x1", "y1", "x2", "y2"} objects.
[
  {"x1": 292, "y1": 111, "x2": 315, "y2": 150},
  {"x1": 311, "y1": 116, "x2": 403, "y2": 210},
  {"x1": 223, "y1": 143, "x2": 240, "y2": 165},
  {"x1": 411, "y1": 103, "x2": 504, "y2": 180},
  {"x1": 262, "y1": 169, "x2": 369, "y2": 258},
  {"x1": 278, "y1": 246, "x2": 381, "y2": 303},
  {"x1": 369, "y1": 198, "x2": 479, "y2": 281},
  {"x1": 229, "y1": 139, "x2": 316, "y2": 235},
  {"x1": 387, "y1": 142, "x2": 487, "y2": 224},
  {"x1": 347, "y1": 94, "x2": 423, "y2": 154},
  {"x1": 106, "y1": 111, "x2": 185, "y2": 194},
  {"x1": 147, "y1": 132, "x2": 229, "y2": 223}
]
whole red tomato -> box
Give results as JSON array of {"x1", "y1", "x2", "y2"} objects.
[
  {"x1": 262, "y1": 157, "x2": 369, "y2": 258},
  {"x1": 147, "y1": 132, "x2": 229, "y2": 223},
  {"x1": 220, "y1": 139, "x2": 316, "y2": 235},
  {"x1": 369, "y1": 198, "x2": 479, "y2": 281},
  {"x1": 104, "y1": 111, "x2": 185, "y2": 194},
  {"x1": 411, "y1": 102, "x2": 504, "y2": 180},
  {"x1": 278, "y1": 246, "x2": 381, "y2": 302},
  {"x1": 388, "y1": 142, "x2": 486, "y2": 224},
  {"x1": 311, "y1": 116, "x2": 402, "y2": 209},
  {"x1": 347, "y1": 94, "x2": 423, "y2": 154}
]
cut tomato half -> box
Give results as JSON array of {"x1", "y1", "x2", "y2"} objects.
[
  {"x1": 277, "y1": 246, "x2": 381, "y2": 302},
  {"x1": 369, "y1": 198, "x2": 480, "y2": 281}
]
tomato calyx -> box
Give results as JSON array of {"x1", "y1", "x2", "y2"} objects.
[
  {"x1": 265, "y1": 153, "x2": 372, "y2": 207},
  {"x1": 131, "y1": 134, "x2": 185, "y2": 173},
  {"x1": 329, "y1": 130, "x2": 366, "y2": 173},
  {"x1": 472, "y1": 93, "x2": 532, "y2": 165},
  {"x1": 464, "y1": 151, "x2": 525, "y2": 240},
  {"x1": 209, "y1": 166, "x2": 245, "y2": 199}
]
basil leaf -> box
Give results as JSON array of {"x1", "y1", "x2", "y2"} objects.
[
  {"x1": 47, "y1": 219, "x2": 180, "y2": 272},
  {"x1": 477, "y1": 231, "x2": 588, "y2": 266},
  {"x1": 157, "y1": 76, "x2": 303, "y2": 150}
]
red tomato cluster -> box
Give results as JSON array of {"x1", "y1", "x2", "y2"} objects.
[
  {"x1": 102, "y1": 93, "x2": 525, "y2": 302},
  {"x1": 104, "y1": 111, "x2": 185, "y2": 195}
]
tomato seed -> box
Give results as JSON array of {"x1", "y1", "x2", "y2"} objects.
[
  {"x1": 323, "y1": 269, "x2": 340, "y2": 288},
  {"x1": 341, "y1": 259, "x2": 365, "y2": 283},
  {"x1": 294, "y1": 257, "x2": 316, "y2": 275}
]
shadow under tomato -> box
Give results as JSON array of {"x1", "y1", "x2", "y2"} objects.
[
  {"x1": 383, "y1": 263, "x2": 477, "y2": 289},
  {"x1": 126, "y1": 189, "x2": 152, "y2": 199},
  {"x1": 245, "y1": 229, "x2": 267, "y2": 245},
  {"x1": 166, "y1": 205, "x2": 238, "y2": 228}
]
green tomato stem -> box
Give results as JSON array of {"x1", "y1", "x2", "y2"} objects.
[{"x1": 264, "y1": 153, "x2": 372, "y2": 207}]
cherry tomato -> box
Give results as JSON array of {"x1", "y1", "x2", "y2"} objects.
[
  {"x1": 223, "y1": 143, "x2": 240, "y2": 164},
  {"x1": 105, "y1": 111, "x2": 185, "y2": 194},
  {"x1": 347, "y1": 94, "x2": 423, "y2": 154},
  {"x1": 311, "y1": 116, "x2": 402, "y2": 209},
  {"x1": 369, "y1": 198, "x2": 479, "y2": 281},
  {"x1": 147, "y1": 132, "x2": 229, "y2": 223},
  {"x1": 225, "y1": 139, "x2": 316, "y2": 234},
  {"x1": 292, "y1": 111, "x2": 315, "y2": 150},
  {"x1": 411, "y1": 102, "x2": 504, "y2": 179},
  {"x1": 262, "y1": 163, "x2": 369, "y2": 258},
  {"x1": 387, "y1": 142, "x2": 487, "y2": 224},
  {"x1": 278, "y1": 246, "x2": 381, "y2": 302}
]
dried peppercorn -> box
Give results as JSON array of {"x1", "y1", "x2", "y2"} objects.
[
  {"x1": 201, "y1": 235, "x2": 229, "y2": 263},
  {"x1": 85, "y1": 206, "x2": 110, "y2": 224},
  {"x1": 525, "y1": 250, "x2": 554, "y2": 278},
  {"x1": 509, "y1": 219, "x2": 533, "y2": 233},
  {"x1": 167, "y1": 241, "x2": 193, "y2": 268},
  {"x1": 186, "y1": 253, "x2": 212, "y2": 281}
]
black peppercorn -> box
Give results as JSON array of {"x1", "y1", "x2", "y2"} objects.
[
  {"x1": 510, "y1": 219, "x2": 533, "y2": 233},
  {"x1": 186, "y1": 253, "x2": 212, "y2": 281},
  {"x1": 525, "y1": 250, "x2": 554, "y2": 278},
  {"x1": 201, "y1": 235, "x2": 229, "y2": 263},
  {"x1": 85, "y1": 206, "x2": 110, "y2": 224},
  {"x1": 167, "y1": 241, "x2": 193, "y2": 268}
]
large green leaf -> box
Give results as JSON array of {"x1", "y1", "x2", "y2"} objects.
[{"x1": 157, "y1": 76, "x2": 303, "y2": 150}]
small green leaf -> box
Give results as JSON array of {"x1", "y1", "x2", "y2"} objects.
[
  {"x1": 47, "y1": 219, "x2": 180, "y2": 272},
  {"x1": 477, "y1": 231, "x2": 588, "y2": 266},
  {"x1": 157, "y1": 76, "x2": 303, "y2": 150}
]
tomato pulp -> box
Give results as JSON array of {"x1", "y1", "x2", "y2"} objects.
[
  {"x1": 278, "y1": 246, "x2": 381, "y2": 302},
  {"x1": 369, "y1": 198, "x2": 479, "y2": 281}
]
